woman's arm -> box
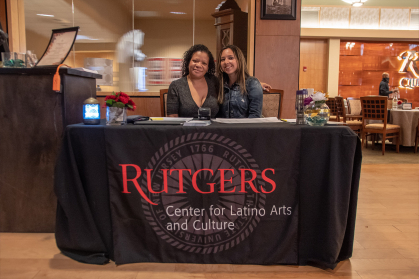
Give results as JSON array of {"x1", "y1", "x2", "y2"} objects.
[
  {"x1": 260, "y1": 82, "x2": 272, "y2": 92},
  {"x1": 166, "y1": 82, "x2": 180, "y2": 117},
  {"x1": 247, "y1": 78, "x2": 263, "y2": 118}
]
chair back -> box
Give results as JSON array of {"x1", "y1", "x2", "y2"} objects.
[
  {"x1": 335, "y1": 96, "x2": 346, "y2": 122},
  {"x1": 326, "y1": 97, "x2": 339, "y2": 121},
  {"x1": 160, "y1": 89, "x2": 168, "y2": 117},
  {"x1": 347, "y1": 97, "x2": 361, "y2": 115},
  {"x1": 262, "y1": 89, "x2": 283, "y2": 118},
  {"x1": 360, "y1": 96, "x2": 388, "y2": 128}
]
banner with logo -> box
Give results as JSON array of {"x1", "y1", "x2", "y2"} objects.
[{"x1": 105, "y1": 127, "x2": 301, "y2": 264}]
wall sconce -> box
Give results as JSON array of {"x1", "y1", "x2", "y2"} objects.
[{"x1": 83, "y1": 97, "x2": 101, "y2": 125}]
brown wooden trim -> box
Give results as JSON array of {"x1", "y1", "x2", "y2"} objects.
[{"x1": 0, "y1": 0, "x2": 7, "y2": 33}]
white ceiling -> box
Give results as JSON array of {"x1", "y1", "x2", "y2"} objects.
[
  {"x1": 302, "y1": 0, "x2": 419, "y2": 7},
  {"x1": 24, "y1": 0, "x2": 120, "y2": 43},
  {"x1": 24, "y1": 0, "x2": 416, "y2": 45}
]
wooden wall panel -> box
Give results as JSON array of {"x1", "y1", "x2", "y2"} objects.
[
  {"x1": 97, "y1": 96, "x2": 161, "y2": 118},
  {"x1": 254, "y1": 0, "x2": 301, "y2": 119},
  {"x1": 339, "y1": 41, "x2": 419, "y2": 108},
  {"x1": 299, "y1": 39, "x2": 328, "y2": 93},
  {"x1": 0, "y1": 0, "x2": 6, "y2": 33}
]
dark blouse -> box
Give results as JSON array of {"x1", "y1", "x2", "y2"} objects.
[{"x1": 166, "y1": 75, "x2": 219, "y2": 118}]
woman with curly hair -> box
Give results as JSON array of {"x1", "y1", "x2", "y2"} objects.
[
  {"x1": 217, "y1": 45, "x2": 263, "y2": 118},
  {"x1": 167, "y1": 44, "x2": 220, "y2": 118}
]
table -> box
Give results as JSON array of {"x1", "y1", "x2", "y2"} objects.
[
  {"x1": 54, "y1": 121, "x2": 361, "y2": 269},
  {"x1": 390, "y1": 109, "x2": 419, "y2": 146}
]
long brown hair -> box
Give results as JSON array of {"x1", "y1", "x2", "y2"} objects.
[{"x1": 216, "y1": 45, "x2": 249, "y2": 104}]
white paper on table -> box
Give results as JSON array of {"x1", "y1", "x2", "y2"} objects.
[
  {"x1": 150, "y1": 117, "x2": 193, "y2": 121},
  {"x1": 212, "y1": 117, "x2": 281, "y2": 124}
]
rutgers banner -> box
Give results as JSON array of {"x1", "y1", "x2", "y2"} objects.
[{"x1": 105, "y1": 127, "x2": 301, "y2": 264}]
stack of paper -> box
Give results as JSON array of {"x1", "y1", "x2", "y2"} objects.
[
  {"x1": 183, "y1": 120, "x2": 211, "y2": 126},
  {"x1": 212, "y1": 117, "x2": 281, "y2": 124}
]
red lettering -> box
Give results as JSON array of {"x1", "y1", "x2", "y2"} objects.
[
  {"x1": 119, "y1": 164, "x2": 157, "y2": 205},
  {"x1": 219, "y1": 169, "x2": 236, "y2": 193},
  {"x1": 170, "y1": 169, "x2": 191, "y2": 193},
  {"x1": 239, "y1": 169, "x2": 260, "y2": 193},
  {"x1": 261, "y1": 168, "x2": 276, "y2": 193},
  {"x1": 192, "y1": 169, "x2": 214, "y2": 194},
  {"x1": 145, "y1": 169, "x2": 168, "y2": 194}
]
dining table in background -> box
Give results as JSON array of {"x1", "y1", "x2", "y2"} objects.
[{"x1": 389, "y1": 109, "x2": 419, "y2": 146}]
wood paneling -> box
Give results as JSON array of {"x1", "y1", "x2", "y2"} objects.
[
  {"x1": 254, "y1": 0, "x2": 301, "y2": 119},
  {"x1": 339, "y1": 41, "x2": 419, "y2": 108},
  {"x1": 97, "y1": 96, "x2": 161, "y2": 117},
  {"x1": 299, "y1": 39, "x2": 328, "y2": 93},
  {"x1": 0, "y1": 0, "x2": 6, "y2": 33}
]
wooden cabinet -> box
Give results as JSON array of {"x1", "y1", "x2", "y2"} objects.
[{"x1": 212, "y1": 8, "x2": 248, "y2": 61}]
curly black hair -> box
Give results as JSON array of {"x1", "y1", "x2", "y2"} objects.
[{"x1": 181, "y1": 44, "x2": 216, "y2": 77}]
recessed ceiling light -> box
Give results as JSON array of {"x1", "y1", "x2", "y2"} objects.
[
  {"x1": 76, "y1": 35, "x2": 99, "y2": 41},
  {"x1": 170, "y1": 12, "x2": 186, "y2": 15},
  {"x1": 37, "y1": 14, "x2": 54, "y2": 17},
  {"x1": 342, "y1": 0, "x2": 367, "y2": 7}
]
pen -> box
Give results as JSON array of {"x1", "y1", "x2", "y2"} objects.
[
  {"x1": 150, "y1": 118, "x2": 164, "y2": 121},
  {"x1": 280, "y1": 119, "x2": 287, "y2": 122}
]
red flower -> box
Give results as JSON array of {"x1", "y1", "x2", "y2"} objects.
[
  {"x1": 104, "y1": 95, "x2": 116, "y2": 101},
  {"x1": 119, "y1": 92, "x2": 129, "y2": 98},
  {"x1": 397, "y1": 100, "x2": 403, "y2": 105},
  {"x1": 127, "y1": 99, "x2": 136, "y2": 111},
  {"x1": 119, "y1": 95, "x2": 129, "y2": 104}
]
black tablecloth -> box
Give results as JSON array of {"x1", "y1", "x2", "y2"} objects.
[{"x1": 54, "y1": 121, "x2": 361, "y2": 269}]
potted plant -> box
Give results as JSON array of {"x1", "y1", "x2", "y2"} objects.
[{"x1": 103, "y1": 92, "x2": 136, "y2": 125}]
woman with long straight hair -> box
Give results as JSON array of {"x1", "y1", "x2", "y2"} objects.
[{"x1": 217, "y1": 45, "x2": 263, "y2": 118}]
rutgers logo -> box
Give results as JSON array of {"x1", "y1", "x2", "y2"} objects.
[
  {"x1": 120, "y1": 132, "x2": 271, "y2": 254},
  {"x1": 398, "y1": 51, "x2": 419, "y2": 89}
]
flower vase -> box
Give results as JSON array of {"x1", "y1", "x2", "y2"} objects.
[
  {"x1": 304, "y1": 101, "x2": 330, "y2": 126},
  {"x1": 106, "y1": 107, "x2": 127, "y2": 125}
]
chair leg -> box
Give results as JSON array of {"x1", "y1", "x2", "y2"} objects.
[
  {"x1": 361, "y1": 131, "x2": 366, "y2": 149},
  {"x1": 415, "y1": 132, "x2": 418, "y2": 153},
  {"x1": 382, "y1": 133, "x2": 386, "y2": 155},
  {"x1": 371, "y1": 134, "x2": 375, "y2": 150},
  {"x1": 396, "y1": 133, "x2": 400, "y2": 153}
]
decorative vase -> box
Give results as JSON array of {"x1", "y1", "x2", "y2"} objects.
[
  {"x1": 106, "y1": 107, "x2": 127, "y2": 125},
  {"x1": 304, "y1": 101, "x2": 330, "y2": 126}
]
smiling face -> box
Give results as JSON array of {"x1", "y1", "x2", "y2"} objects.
[
  {"x1": 220, "y1": 48, "x2": 238, "y2": 77},
  {"x1": 188, "y1": 51, "x2": 209, "y2": 79}
]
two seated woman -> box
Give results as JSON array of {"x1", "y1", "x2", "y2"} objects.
[{"x1": 167, "y1": 44, "x2": 267, "y2": 118}]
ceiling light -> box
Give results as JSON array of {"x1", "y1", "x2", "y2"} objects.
[
  {"x1": 37, "y1": 14, "x2": 54, "y2": 17},
  {"x1": 342, "y1": 0, "x2": 367, "y2": 7},
  {"x1": 170, "y1": 12, "x2": 186, "y2": 15}
]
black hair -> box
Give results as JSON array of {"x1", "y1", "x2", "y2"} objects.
[{"x1": 181, "y1": 44, "x2": 216, "y2": 77}]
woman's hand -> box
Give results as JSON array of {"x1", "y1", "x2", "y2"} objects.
[{"x1": 260, "y1": 82, "x2": 272, "y2": 92}]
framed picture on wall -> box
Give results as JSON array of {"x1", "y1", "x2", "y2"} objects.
[{"x1": 261, "y1": 0, "x2": 296, "y2": 20}]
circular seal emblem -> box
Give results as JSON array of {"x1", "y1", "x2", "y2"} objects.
[{"x1": 141, "y1": 132, "x2": 266, "y2": 254}]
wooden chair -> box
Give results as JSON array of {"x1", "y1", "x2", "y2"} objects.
[
  {"x1": 360, "y1": 96, "x2": 400, "y2": 155},
  {"x1": 415, "y1": 118, "x2": 419, "y2": 153},
  {"x1": 326, "y1": 97, "x2": 339, "y2": 122},
  {"x1": 335, "y1": 96, "x2": 362, "y2": 136},
  {"x1": 160, "y1": 89, "x2": 168, "y2": 117},
  {"x1": 346, "y1": 97, "x2": 363, "y2": 121},
  {"x1": 262, "y1": 89, "x2": 283, "y2": 119}
]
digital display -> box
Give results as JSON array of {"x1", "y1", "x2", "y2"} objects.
[{"x1": 84, "y1": 104, "x2": 100, "y2": 119}]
